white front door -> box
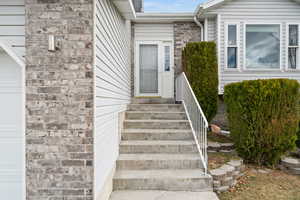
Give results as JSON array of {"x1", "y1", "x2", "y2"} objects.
[
  {"x1": 0, "y1": 51, "x2": 24, "y2": 199},
  {"x1": 135, "y1": 41, "x2": 174, "y2": 98}
]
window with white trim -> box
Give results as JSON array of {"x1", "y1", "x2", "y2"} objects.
[
  {"x1": 227, "y1": 24, "x2": 238, "y2": 69},
  {"x1": 245, "y1": 24, "x2": 280, "y2": 69},
  {"x1": 288, "y1": 24, "x2": 299, "y2": 69}
]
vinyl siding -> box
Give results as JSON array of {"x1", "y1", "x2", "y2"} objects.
[
  {"x1": 0, "y1": 0, "x2": 25, "y2": 59},
  {"x1": 134, "y1": 24, "x2": 174, "y2": 41},
  {"x1": 206, "y1": 0, "x2": 300, "y2": 93},
  {"x1": 94, "y1": 0, "x2": 131, "y2": 196},
  {"x1": 207, "y1": 18, "x2": 217, "y2": 42}
]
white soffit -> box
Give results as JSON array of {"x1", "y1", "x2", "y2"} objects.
[
  {"x1": 112, "y1": 0, "x2": 136, "y2": 19},
  {"x1": 134, "y1": 12, "x2": 194, "y2": 23}
]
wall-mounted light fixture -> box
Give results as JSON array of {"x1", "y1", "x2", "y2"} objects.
[{"x1": 48, "y1": 35, "x2": 56, "y2": 52}]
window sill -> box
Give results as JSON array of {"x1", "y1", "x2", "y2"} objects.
[
  {"x1": 224, "y1": 68, "x2": 241, "y2": 72},
  {"x1": 284, "y1": 69, "x2": 300, "y2": 72},
  {"x1": 242, "y1": 68, "x2": 283, "y2": 72}
]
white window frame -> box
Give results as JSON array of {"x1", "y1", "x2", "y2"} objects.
[
  {"x1": 286, "y1": 23, "x2": 300, "y2": 71},
  {"x1": 163, "y1": 42, "x2": 172, "y2": 72},
  {"x1": 243, "y1": 23, "x2": 282, "y2": 71},
  {"x1": 225, "y1": 23, "x2": 240, "y2": 70}
]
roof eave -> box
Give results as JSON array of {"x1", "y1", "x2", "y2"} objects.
[
  {"x1": 134, "y1": 12, "x2": 195, "y2": 23},
  {"x1": 112, "y1": 0, "x2": 136, "y2": 19}
]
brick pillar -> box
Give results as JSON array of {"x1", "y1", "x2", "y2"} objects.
[
  {"x1": 174, "y1": 22, "x2": 201, "y2": 76},
  {"x1": 25, "y1": 0, "x2": 94, "y2": 199}
]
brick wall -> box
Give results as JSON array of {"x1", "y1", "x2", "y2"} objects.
[
  {"x1": 25, "y1": 0, "x2": 94, "y2": 199},
  {"x1": 174, "y1": 22, "x2": 201, "y2": 76}
]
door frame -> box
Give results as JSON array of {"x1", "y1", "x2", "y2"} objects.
[{"x1": 135, "y1": 41, "x2": 163, "y2": 97}]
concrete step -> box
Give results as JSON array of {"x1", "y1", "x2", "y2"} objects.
[
  {"x1": 128, "y1": 104, "x2": 184, "y2": 112},
  {"x1": 131, "y1": 98, "x2": 175, "y2": 104},
  {"x1": 109, "y1": 190, "x2": 219, "y2": 200},
  {"x1": 125, "y1": 112, "x2": 187, "y2": 120},
  {"x1": 120, "y1": 140, "x2": 198, "y2": 154},
  {"x1": 113, "y1": 169, "x2": 213, "y2": 191},
  {"x1": 117, "y1": 154, "x2": 202, "y2": 170},
  {"x1": 122, "y1": 129, "x2": 193, "y2": 141},
  {"x1": 124, "y1": 120, "x2": 190, "y2": 129}
]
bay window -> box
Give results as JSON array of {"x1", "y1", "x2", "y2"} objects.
[
  {"x1": 227, "y1": 24, "x2": 238, "y2": 69},
  {"x1": 245, "y1": 24, "x2": 280, "y2": 69},
  {"x1": 288, "y1": 24, "x2": 299, "y2": 69}
]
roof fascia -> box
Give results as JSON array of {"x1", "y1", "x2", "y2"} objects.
[{"x1": 134, "y1": 12, "x2": 194, "y2": 23}]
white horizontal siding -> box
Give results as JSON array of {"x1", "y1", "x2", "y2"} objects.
[
  {"x1": 134, "y1": 24, "x2": 174, "y2": 41},
  {"x1": 207, "y1": 18, "x2": 217, "y2": 41},
  {"x1": 0, "y1": 0, "x2": 25, "y2": 59},
  {"x1": 94, "y1": 0, "x2": 131, "y2": 197},
  {"x1": 209, "y1": 0, "x2": 300, "y2": 93}
]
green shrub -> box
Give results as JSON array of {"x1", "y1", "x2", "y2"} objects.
[
  {"x1": 224, "y1": 79, "x2": 299, "y2": 165},
  {"x1": 297, "y1": 123, "x2": 300, "y2": 148},
  {"x1": 182, "y1": 42, "x2": 218, "y2": 122}
]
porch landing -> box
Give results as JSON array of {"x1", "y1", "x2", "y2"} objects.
[{"x1": 110, "y1": 190, "x2": 219, "y2": 200}]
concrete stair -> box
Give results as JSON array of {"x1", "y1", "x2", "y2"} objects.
[
  {"x1": 110, "y1": 190, "x2": 219, "y2": 200},
  {"x1": 117, "y1": 154, "x2": 202, "y2": 170},
  {"x1": 125, "y1": 112, "x2": 187, "y2": 120},
  {"x1": 113, "y1": 169, "x2": 212, "y2": 191},
  {"x1": 121, "y1": 129, "x2": 193, "y2": 141},
  {"x1": 111, "y1": 99, "x2": 214, "y2": 199},
  {"x1": 128, "y1": 104, "x2": 184, "y2": 112},
  {"x1": 120, "y1": 140, "x2": 198, "y2": 154}
]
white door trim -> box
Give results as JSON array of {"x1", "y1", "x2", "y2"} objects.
[
  {"x1": 0, "y1": 45, "x2": 25, "y2": 200},
  {"x1": 135, "y1": 41, "x2": 162, "y2": 97}
]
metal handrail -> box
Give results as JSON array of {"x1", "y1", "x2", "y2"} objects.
[{"x1": 176, "y1": 72, "x2": 208, "y2": 174}]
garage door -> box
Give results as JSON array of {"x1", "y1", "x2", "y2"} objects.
[{"x1": 0, "y1": 51, "x2": 24, "y2": 199}]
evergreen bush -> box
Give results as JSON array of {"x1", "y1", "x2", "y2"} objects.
[
  {"x1": 182, "y1": 42, "x2": 218, "y2": 122},
  {"x1": 224, "y1": 79, "x2": 299, "y2": 165}
]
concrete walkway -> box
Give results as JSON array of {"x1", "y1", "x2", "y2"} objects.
[{"x1": 110, "y1": 190, "x2": 219, "y2": 200}]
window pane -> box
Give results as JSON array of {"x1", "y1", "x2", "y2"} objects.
[
  {"x1": 246, "y1": 24, "x2": 280, "y2": 69},
  {"x1": 228, "y1": 47, "x2": 237, "y2": 68},
  {"x1": 228, "y1": 25, "x2": 237, "y2": 45},
  {"x1": 288, "y1": 47, "x2": 298, "y2": 69},
  {"x1": 139, "y1": 44, "x2": 158, "y2": 93},
  {"x1": 289, "y1": 25, "x2": 299, "y2": 46},
  {"x1": 164, "y1": 46, "x2": 170, "y2": 71}
]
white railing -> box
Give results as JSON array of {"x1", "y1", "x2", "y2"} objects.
[{"x1": 176, "y1": 72, "x2": 209, "y2": 174}]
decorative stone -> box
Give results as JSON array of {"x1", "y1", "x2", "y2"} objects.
[
  {"x1": 289, "y1": 168, "x2": 300, "y2": 175},
  {"x1": 257, "y1": 169, "x2": 272, "y2": 174},
  {"x1": 228, "y1": 160, "x2": 242, "y2": 170},
  {"x1": 216, "y1": 186, "x2": 230, "y2": 193},
  {"x1": 210, "y1": 159, "x2": 245, "y2": 192},
  {"x1": 208, "y1": 142, "x2": 234, "y2": 152},
  {"x1": 210, "y1": 168, "x2": 227, "y2": 179},
  {"x1": 281, "y1": 157, "x2": 300, "y2": 168},
  {"x1": 221, "y1": 176, "x2": 233, "y2": 186},
  {"x1": 220, "y1": 165, "x2": 235, "y2": 176},
  {"x1": 213, "y1": 180, "x2": 221, "y2": 188}
]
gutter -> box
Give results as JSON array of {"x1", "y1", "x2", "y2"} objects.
[{"x1": 194, "y1": 16, "x2": 204, "y2": 41}]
